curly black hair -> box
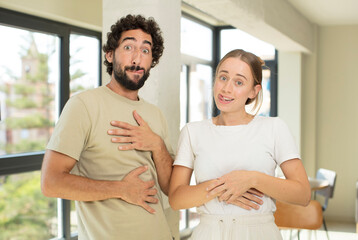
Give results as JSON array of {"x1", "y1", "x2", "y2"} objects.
[{"x1": 102, "y1": 14, "x2": 164, "y2": 75}]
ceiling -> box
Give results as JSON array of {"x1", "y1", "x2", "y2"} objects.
[
  {"x1": 183, "y1": 0, "x2": 358, "y2": 27},
  {"x1": 287, "y1": 0, "x2": 358, "y2": 26}
]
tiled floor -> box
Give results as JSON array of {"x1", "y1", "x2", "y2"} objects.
[{"x1": 281, "y1": 221, "x2": 358, "y2": 240}]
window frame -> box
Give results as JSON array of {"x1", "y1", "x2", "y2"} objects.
[
  {"x1": 180, "y1": 13, "x2": 217, "y2": 123},
  {"x1": 0, "y1": 7, "x2": 102, "y2": 240},
  {"x1": 179, "y1": 14, "x2": 217, "y2": 235}
]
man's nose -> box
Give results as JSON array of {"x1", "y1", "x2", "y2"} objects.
[{"x1": 131, "y1": 49, "x2": 142, "y2": 65}]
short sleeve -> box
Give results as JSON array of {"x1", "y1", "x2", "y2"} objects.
[
  {"x1": 47, "y1": 95, "x2": 91, "y2": 161},
  {"x1": 273, "y1": 118, "x2": 300, "y2": 165},
  {"x1": 173, "y1": 124, "x2": 194, "y2": 169}
]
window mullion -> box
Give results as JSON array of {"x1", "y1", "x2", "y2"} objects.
[
  {"x1": 60, "y1": 32, "x2": 70, "y2": 113},
  {"x1": 62, "y1": 199, "x2": 72, "y2": 239}
]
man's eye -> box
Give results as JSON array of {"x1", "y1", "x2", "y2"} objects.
[
  {"x1": 124, "y1": 45, "x2": 132, "y2": 50},
  {"x1": 142, "y1": 49, "x2": 150, "y2": 54}
]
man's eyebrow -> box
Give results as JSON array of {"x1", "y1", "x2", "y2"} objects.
[
  {"x1": 121, "y1": 37, "x2": 152, "y2": 46},
  {"x1": 121, "y1": 37, "x2": 135, "y2": 43},
  {"x1": 143, "y1": 40, "x2": 152, "y2": 46}
]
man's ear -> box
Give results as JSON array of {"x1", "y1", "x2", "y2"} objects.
[{"x1": 105, "y1": 51, "x2": 113, "y2": 63}]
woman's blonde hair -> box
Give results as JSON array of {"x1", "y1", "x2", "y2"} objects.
[{"x1": 215, "y1": 49, "x2": 265, "y2": 114}]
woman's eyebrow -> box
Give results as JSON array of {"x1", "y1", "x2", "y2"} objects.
[
  {"x1": 235, "y1": 73, "x2": 248, "y2": 80},
  {"x1": 219, "y1": 70, "x2": 248, "y2": 80}
]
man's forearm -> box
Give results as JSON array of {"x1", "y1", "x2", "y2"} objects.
[
  {"x1": 151, "y1": 138, "x2": 173, "y2": 195},
  {"x1": 41, "y1": 171, "x2": 121, "y2": 201}
]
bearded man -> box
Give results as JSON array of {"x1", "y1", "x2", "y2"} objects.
[{"x1": 41, "y1": 14, "x2": 174, "y2": 240}]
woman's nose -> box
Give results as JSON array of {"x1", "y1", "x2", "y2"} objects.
[{"x1": 222, "y1": 81, "x2": 232, "y2": 93}]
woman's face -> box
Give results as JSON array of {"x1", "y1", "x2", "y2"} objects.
[{"x1": 213, "y1": 57, "x2": 260, "y2": 114}]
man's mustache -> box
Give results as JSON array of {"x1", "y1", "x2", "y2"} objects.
[{"x1": 125, "y1": 65, "x2": 144, "y2": 71}]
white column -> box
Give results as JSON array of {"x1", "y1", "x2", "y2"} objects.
[
  {"x1": 102, "y1": 1, "x2": 181, "y2": 239},
  {"x1": 278, "y1": 52, "x2": 302, "y2": 151}
]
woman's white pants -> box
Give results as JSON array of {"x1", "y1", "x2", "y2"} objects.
[{"x1": 189, "y1": 213, "x2": 283, "y2": 240}]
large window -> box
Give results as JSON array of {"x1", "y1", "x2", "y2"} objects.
[{"x1": 0, "y1": 8, "x2": 101, "y2": 240}]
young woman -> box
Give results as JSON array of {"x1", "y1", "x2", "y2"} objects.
[{"x1": 169, "y1": 49, "x2": 311, "y2": 240}]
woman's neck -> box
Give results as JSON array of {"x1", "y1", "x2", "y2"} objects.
[{"x1": 213, "y1": 111, "x2": 254, "y2": 126}]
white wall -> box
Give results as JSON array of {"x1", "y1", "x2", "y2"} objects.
[
  {"x1": 0, "y1": 0, "x2": 102, "y2": 31},
  {"x1": 315, "y1": 25, "x2": 358, "y2": 221},
  {"x1": 278, "y1": 52, "x2": 302, "y2": 150}
]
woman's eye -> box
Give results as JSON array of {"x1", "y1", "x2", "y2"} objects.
[
  {"x1": 219, "y1": 76, "x2": 227, "y2": 81},
  {"x1": 236, "y1": 81, "x2": 243, "y2": 86}
]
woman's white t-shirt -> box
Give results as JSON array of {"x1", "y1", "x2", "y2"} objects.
[{"x1": 173, "y1": 116, "x2": 300, "y2": 215}]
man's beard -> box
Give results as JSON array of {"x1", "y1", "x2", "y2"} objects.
[{"x1": 113, "y1": 63, "x2": 150, "y2": 91}]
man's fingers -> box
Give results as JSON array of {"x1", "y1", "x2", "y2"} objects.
[
  {"x1": 117, "y1": 144, "x2": 135, "y2": 151},
  {"x1": 110, "y1": 120, "x2": 135, "y2": 130},
  {"x1": 144, "y1": 180, "x2": 156, "y2": 189},
  {"x1": 145, "y1": 188, "x2": 158, "y2": 197},
  {"x1": 128, "y1": 165, "x2": 148, "y2": 177},
  {"x1": 133, "y1": 110, "x2": 146, "y2": 126},
  {"x1": 108, "y1": 129, "x2": 131, "y2": 136},
  {"x1": 144, "y1": 196, "x2": 158, "y2": 204},
  {"x1": 111, "y1": 136, "x2": 135, "y2": 143},
  {"x1": 141, "y1": 201, "x2": 156, "y2": 214}
]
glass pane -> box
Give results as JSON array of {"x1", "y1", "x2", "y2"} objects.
[
  {"x1": 71, "y1": 200, "x2": 78, "y2": 234},
  {"x1": 188, "y1": 64, "x2": 213, "y2": 122},
  {"x1": 245, "y1": 68, "x2": 271, "y2": 116},
  {"x1": 180, "y1": 65, "x2": 188, "y2": 129},
  {"x1": 0, "y1": 171, "x2": 57, "y2": 239},
  {"x1": 179, "y1": 209, "x2": 187, "y2": 231},
  {"x1": 181, "y1": 17, "x2": 213, "y2": 61},
  {"x1": 259, "y1": 69, "x2": 271, "y2": 116},
  {"x1": 70, "y1": 34, "x2": 100, "y2": 96},
  {"x1": 188, "y1": 173, "x2": 200, "y2": 229},
  {"x1": 220, "y1": 29, "x2": 275, "y2": 60},
  {"x1": 0, "y1": 25, "x2": 59, "y2": 156},
  {"x1": 188, "y1": 207, "x2": 200, "y2": 229}
]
